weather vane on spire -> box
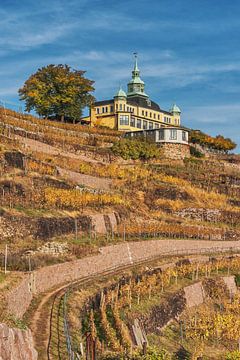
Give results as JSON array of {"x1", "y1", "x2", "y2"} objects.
[{"x1": 133, "y1": 52, "x2": 139, "y2": 72}]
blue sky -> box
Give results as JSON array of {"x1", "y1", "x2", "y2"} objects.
[{"x1": 0, "y1": 0, "x2": 240, "y2": 152}]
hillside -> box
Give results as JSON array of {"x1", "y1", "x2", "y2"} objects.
[
  {"x1": 0, "y1": 108, "x2": 239, "y2": 273},
  {"x1": 0, "y1": 109, "x2": 240, "y2": 359}
]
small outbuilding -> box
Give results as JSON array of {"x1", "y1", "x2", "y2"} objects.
[{"x1": 125, "y1": 127, "x2": 190, "y2": 160}]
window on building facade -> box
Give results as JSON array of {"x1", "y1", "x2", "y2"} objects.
[
  {"x1": 182, "y1": 131, "x2": 187, "y2": 141},
  {"x1": 119, "y1": 115, "x2": 129, "y2": 125},
  {"x1": 119, "y1": 104, "x2": 122, "y2": 111},
  {"x1": 155, "y1": 123, "x2": 159, "y2": 129},
  {"x1": 105, "y1": 106, "x2": 108, "y2": 112},
  {"x1": 145, "y1": 111, "x2": 148, "y2": 116},
  {"x1": 130, "y1": 117, "x2": 135, "y2": 127},
  {"x1": 142, "y1": 110, "x2": 144, "y2": 116},
  {"x1": 116, "y1": 104, "x2": 118, "y2": 111},
  {"x1": 102, "y1": 107, "x2": 105, "y2": 113},
  {"x1": 158, "y1": 114, "x2": 160, "y2": 120},
  {"x1": 110, "y1": 105, "x2": 114, "y2": 112},
  {"x1": 137, "y1": 119, "x2": 142, "y2": 129},
  {"x1": 143, "y1": 120, "x2": 148, "y2": 129},
  {"x1": 149, "y1": 122, "x2": 153, "y2": 129},
  {"x1": 170, "y1": 129, "x2": 177, "y2": 140},
  {"x1": 96, "y1": 108, "x2": 100, "y2": 114},
  {"x1": 164, "y1": 116, "x2": 166, "y2": 122},
  {"x1": 153, "y1": 113, "x2": 156, "y2": 119},
  {"x1": 150, "y1": 112, "x2": 152, "y2": 118},
  {"x1": 159, "y1": 129, "x2": 165, "y2": 140}
]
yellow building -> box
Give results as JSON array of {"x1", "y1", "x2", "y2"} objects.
[{"x1": 83, "y1": 55, "x2": 181, "y2": 131}]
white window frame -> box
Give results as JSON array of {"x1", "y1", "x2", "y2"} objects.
[
  {"x1": 170, "y1": 129, "x2": 177, "y2": 140},
  {"x1": 159, "y1": 129, "x2": 165, "y2": 140},
  {"x1": 119, "y1": 115, "x2": 129, "y2": 125},
  {"x1": 137, "y1": 119, "x2": 142, "y2": 129},
  {"x1": 143, "y1": 120, "x2": 148, "y2": 130}
]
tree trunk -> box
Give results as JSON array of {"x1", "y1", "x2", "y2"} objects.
[{"x1": 61, "y1": 114, "x2": 64, "y2": 122}]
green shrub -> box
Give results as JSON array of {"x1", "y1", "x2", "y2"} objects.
[
  {"x1": 190, "y1": 145, "x2": 204, "y2": 158},
  {"x1": 111, "y1": 139, "x2": 161, "y2": 160},
  {"x1": 226, "y1": 351, "x2": 240, "y2": 360},
  {"x1": 234, "y1": 273, "x2": 240, "y2": 287},
  {"x1": 100, "y1": 348, "x2": 171, "y2": 360}
]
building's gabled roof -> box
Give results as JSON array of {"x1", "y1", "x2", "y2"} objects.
[
  {"x1": 127, "y1": 95, "x2": 160, "y2": 111},
  {"x1": 161, "y1": 109, "x2": 173, "y2": 116},
  {"x1": 94, "y1": 99, "x2": 114, "y2": 106},
  {"x1": 127, "y1": 95, "x2": 172, "y2": 115},
  {"x1": 93, "y1": 96, "x2": 172, "y2": 116}
]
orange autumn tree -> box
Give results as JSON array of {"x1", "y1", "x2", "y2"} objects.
[
  {"x1": 19, "y1": 64, "x2": 95, "y2": 123},
  {"x1": 189, "y1": 130, "x2": 236, "y2": 152}
]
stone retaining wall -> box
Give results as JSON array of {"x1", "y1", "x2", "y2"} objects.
[
  {"x1": 0, "y1": 212, "x2": 119, "y2": 241},
  {"x1": 160, "y1": 143, "x2": 190, "y2": 160},
  {"x1": 0, "y1": 323, "x2": 37, "y2": 360},
  {"x1": 6, "y1": 238, "x2": 240, "y2": 318},
  {"x1": 184, "y1": 281, "x2": 205, "y2": 308},
  {"x1": 144, "y1": 276, "x2": 236, "y2": 334}
]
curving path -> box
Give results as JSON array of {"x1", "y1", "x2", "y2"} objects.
[
  {"x1": 14, "y1": 238, "x2": 240, "y2": 358},
  {"x1": 15, "y1": 135, "x2": 104, "y2": 164},
  {"x1": 14, "y1": 135, "x2": 113, "y2": 190}
]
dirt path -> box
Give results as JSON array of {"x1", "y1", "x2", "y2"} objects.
[
  {"x1": 28, "y1": 287, "x2": 60, "y2": 356},
  {"x1": 15, "y1": 135, "x2": 104, "y2": 164},
  {"x1": 14, "y1": 135, "x2": 113, "y2": 190},
  {"x1": 57, "y1": 166, "x2": 112, "y2": 190}
]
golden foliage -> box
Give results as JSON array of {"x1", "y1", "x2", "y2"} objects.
[{"x1": 44, "y1": 187, "x2": 124, "y2": 210}]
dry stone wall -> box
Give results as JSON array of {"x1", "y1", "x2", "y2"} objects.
[
  {"x1": 144, "y1": 276, "x2": 236, "y2": 333},
  {"x1": 160, "y1": 143, "x2": 190, "y2": 160},
  {"x1": 0, "y1": 212, "x2": 119, "y2": 241},
  {"x1": 184, "y1": 281, "x2": 205, "y2": 308},
  {"x1": 222, "y1": 276, "x2": 237, "y2": 296},
  {"x1": 6, "y1": 239, "x2": 240, "y2": 319},
  {"x1": 0, "y1": 323, "x2": 37, "y2": 360}
]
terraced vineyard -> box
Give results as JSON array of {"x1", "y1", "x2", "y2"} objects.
[
  {"x1": 65, "y1": 255, "x2": 240, "y2": 359},
  {"x1": 0, "y1": 107, "x2": 239, "y2": 359},
  {"x1": 0, "y1": 107, "x2": 239, "y2": 269}
]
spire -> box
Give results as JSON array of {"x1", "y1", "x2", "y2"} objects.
[
  {"x1": 133, "y1": 52, "x2": 139, "y2": 72},
  {"x1": 127, "y1": 53, "x2": 148, "y2": 98}
]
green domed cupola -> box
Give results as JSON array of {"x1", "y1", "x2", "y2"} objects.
[
  {"x1": 127, "y1": 53, "x2": 148, "y2": 98},
  {"x1": 114, "y1": 86, "x2": 127, "y2": 100},
  {"x1": 170, "y1": 103, "x2": 181, "y2": 115}
]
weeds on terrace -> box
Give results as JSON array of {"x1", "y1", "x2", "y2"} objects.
[
  {"x1": 153, "y1": 174, "x2": 230, "y2": 210},
  {"x1": 44, "y1": 187, "x2": 124, "y2": 210},
  {"x1": 0, "y1": 106, "x2": 120, "y2": 137}
]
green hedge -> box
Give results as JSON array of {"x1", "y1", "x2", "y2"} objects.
[{"x1": 111, "y1": 139, "x2": 161, "y2": 160}]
